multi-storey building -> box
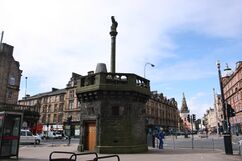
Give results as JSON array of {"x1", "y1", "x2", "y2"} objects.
[
  {"x1": 19, "y1": 88, "x2": 66, "y2": 131},
  {"x1": 19, "y1": 72, "x2": 179, "y2": 139},
  {"x1": 203, "y1": 108, "x2": 217, "y2": 134},
  {"x1": 146, "y1": 91, "x2": 179, "y2": 133},
  {"x1": 0, "y1": 41, "x2": 40, "y2": 131},
  {"x1": 213, "y1": 93, "x2": 224, "y2": 134},
  {"x1": 64, "y1": 72, "x2": 81, "y2": 136},
  {"x1": 18, "y1": 73, "x2": 81, "y2": 136},
  {"x1": 0, "y1": 43, "x2": 22, "y2": 104},
  {"x1": 222, "y1": 61, "x2": 242, "y2": 134}
]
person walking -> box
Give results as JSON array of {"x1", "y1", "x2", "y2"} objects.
[{"x1": 157, "y1": 130, "x2": 164, "y2": 149}]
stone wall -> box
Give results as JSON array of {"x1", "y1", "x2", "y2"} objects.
[
  {"x1": 0, "y1": 43, "x2": 22, "y2": 104},
  {"x1": 78, "y1": 91, "x2": 148, "y2": 153}
]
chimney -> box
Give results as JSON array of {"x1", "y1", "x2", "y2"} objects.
[
  {"x1": 52, "y1": 88, "x2": 58, "y2": 92},
  {"x1": 95, "y1": 63, "x2": 107, "y2": 73}
]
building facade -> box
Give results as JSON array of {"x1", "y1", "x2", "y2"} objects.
[
  {"x1": 222, "y1": 61, "x2": 242, "y2": 134},
  {"x1": 0, "y1": 43, "x2": 22, "y2": 104},
  {"x1": 0, "y1": 42, "x2": 40, "y2": 131},
  {"x1": 213, "y1": 93, "x2": 224, "y2": 134},
  {"x1": 146, "y1": 91, "x2": 179, "y2": 133},
  {"x1": 18, "y1": 73, "x2": 81, "y2": 136},
  {"x1": 203, "y1": 108, "x2": 217, "y2": 134}
]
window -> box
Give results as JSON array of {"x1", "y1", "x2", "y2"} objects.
[
  {"x1": 60, "y1": 95, "x2": 64, "y2": 102},
  {"x1": 55, "y1": 96, "x2": 58, "y2": 102},
  {"x1": 112, "y1": 106, "x2": 119, "y2": 116},
  {"x1": 69, "y1": 90, "x2": 74, "y2": 99},
  {"x1": 7, "y1": 90, "x2": 13, "y2": 99},
  {"x1": 59, "y1": 103, "x2": 64, "y2": 112},
  {"x1": 47, "y1": 105, "x2": 51, "y2": 113},
  {"x1": 43, "y1": 97, "x2": 47, "y2": 103},
  {"x1": 69, "y1": 100, "x2": 74, "y2": 109},
  {"x1": 42, "y1": 105, "x2": 47, "y2": 113},
  {"x1": 58, "y1": 114, "x2": 63, "y2": 123},
  {"x1": 47, "y1": 114, "x2": 51, "y2": 123},
  {"x1": 54, "y1": 104, "x2": 58, "y2": 112},
  {"x1": 27, "y1": 131, "x2": 32, "y2": 136},
  {"x1": 20, "y1": 131, "x2": 25, "y2": 136},
  {"x1": 77, "y1": 102, "x2": 81, "y2": 109},
  {"x1": 42, "y1": 115, "x2": 46, "y2": 123},
  {"x1": 53, "y1": 114, "x2": 57, "y2": 123},
  {"x1": 8, "y1": 76, "x2": 16, "y2": 85}
]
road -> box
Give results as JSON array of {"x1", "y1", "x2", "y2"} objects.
[
  {"x1": 20, "y1": 134, "x2": 242, "y2": 153},
  {"x1": 162, "y1": 134, "x2": 242, "y2": 152},
  {"x1": 20, "y1": 137, "x2": 80, "y2": 148}
]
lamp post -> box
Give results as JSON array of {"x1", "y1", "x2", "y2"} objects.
[
  {"x1": 213, "y1": 88, "x2": 220, "y2": 136},
  {"x1": 144, "y1": 62, "x2": 155, "y2": 78},
  {"x1": 25, "y1": 77, "x2": 28, "y2": 98},
  {"x1": 216, "y1": 60, "x2": 233, "y2": 155}
]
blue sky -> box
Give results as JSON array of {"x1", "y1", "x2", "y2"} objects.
[{"x1": 1, "y1": 0, "x2": 242, "y2": 118}]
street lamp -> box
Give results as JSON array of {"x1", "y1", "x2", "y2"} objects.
[
  {"x1": 216, "y1": 60, "x2": 233, "y2": 155},
  {"x1": 25, "y1": 77, "x2": 28, "y2": 98},
  {"x1": 144, "y1": 62, "x2": 155, "y2": 78}
]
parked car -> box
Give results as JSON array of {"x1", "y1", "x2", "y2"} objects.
[
  {"x1": 42, "y1": 131, "x2": 65, "y2": 139},
  {"x1": 20, "y1": 129, "x2": 41, "y2": 144}
]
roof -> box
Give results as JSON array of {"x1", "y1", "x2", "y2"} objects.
[
  {"x1": 180, "y1": 93, "x2": 189, "y2": 113},
  {"x1": 19, "y1": 88, "x2": 66, "y2": 101}
]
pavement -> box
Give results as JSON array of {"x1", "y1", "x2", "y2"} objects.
[{"x1": 1, "y1": 143, "x2": 241, "y2": 161}]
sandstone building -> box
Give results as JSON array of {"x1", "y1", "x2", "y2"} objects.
[
  {"x1": 221, "y1": 61, "x2": 242, "y2": 134},
  {"x1": 0, "y1": 43, "x2": 22, "y2": 104},
  {"x1": 146, "y1": 91, "x2": 179, "y2": 132},
  {"x1": 18, "y1": 73, "x2": 81, "y2": 136},
  {"x1": 0, "y1": 41, "x2": 39, "y2": 130}
]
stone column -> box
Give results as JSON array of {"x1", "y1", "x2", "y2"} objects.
[{"x1": 110, "y1": 16, "x2": 118, "y2": 73}]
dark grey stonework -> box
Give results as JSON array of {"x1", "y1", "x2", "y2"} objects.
[
  {"x1": 97, "y1": 95, "x2": 147, "y2": 153},
  {"x1": 76, "y1": 73, "x2": 150, "y2": 153}
]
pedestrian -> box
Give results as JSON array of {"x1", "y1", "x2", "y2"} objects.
[
  {"x1": 205, "y1": 127, "x2": 208, "y2": 137},
  {"x1": 157, "y1": 131, "x2": 164, "y2": 149}
]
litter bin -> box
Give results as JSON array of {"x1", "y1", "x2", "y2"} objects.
[
  {"x1": 0, "y1": 111, "x2": 22, "y2": 158},
  {"x1": 223, "y1": 134, "x2": 233, "y2": 155}
]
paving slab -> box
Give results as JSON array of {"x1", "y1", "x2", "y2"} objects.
[{"x1": 1, "y1": 143, "x2": 241, "y2": 161}]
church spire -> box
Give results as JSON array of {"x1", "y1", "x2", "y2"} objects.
[{"x1": 181, "y1": 93, "x2": 189, "y2": 113}]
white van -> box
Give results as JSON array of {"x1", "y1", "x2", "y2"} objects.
[
  {"x1": 42, "y1": 131, "x2": 64, "y2": 139},
  {"x1": 20, "y1": 129, "x2": 41, "y2": 144}
]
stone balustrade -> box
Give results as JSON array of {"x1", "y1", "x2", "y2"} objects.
[{"x1": 76, "y1": 72, "x2": 150, "y2": 96}]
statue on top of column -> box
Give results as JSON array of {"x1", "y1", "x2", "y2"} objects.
[{"x1": 111, "y1": 16, "x2": 118, "y2": 32}]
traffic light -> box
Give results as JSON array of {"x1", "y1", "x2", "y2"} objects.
[
  {"x1": 187, "y1": 114, "x2": 190, "y2": 122},
  {"x1": 67, "y1": 116, "x2": 72, "y2": 125},
  {"x1": 192, "y1": 114, "x2": 196, "y2": 122},
  {"x1": 227, "y1": 104, "x2": 236, "y2": 118}
]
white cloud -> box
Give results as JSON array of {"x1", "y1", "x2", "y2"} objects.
[
  {"x1": 187, "y1": 92, "x2": 214, "y2": 118},
  {"x1": 1, "y1": 0, "x2": 242, "y2": 101}
]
